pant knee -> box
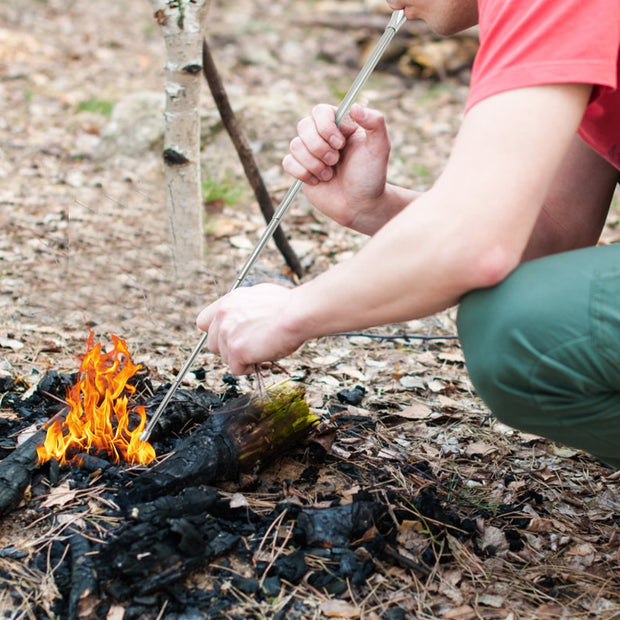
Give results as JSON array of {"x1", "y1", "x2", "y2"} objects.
[{"x1": 457, "y1": 286, "x2": 529, "y2": 428}]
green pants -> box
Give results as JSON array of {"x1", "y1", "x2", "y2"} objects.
[{"x1": 457, "y1": 244, "x2": 620, "y2": 468}]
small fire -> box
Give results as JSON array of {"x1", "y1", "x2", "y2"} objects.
[{"x1": 37, "y1": 331, "x2": 156, "y2": 467}]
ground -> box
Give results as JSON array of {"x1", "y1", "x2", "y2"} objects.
[{"x1": 0, "y1": 0, "x2": 619, "y2": 619}]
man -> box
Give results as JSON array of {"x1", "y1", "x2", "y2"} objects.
[{"x1": 197, "y1": 0, "x2": 620, "y2": 467}]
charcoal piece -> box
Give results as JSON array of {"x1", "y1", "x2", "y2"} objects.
[
  {"x1": 262, "y1": 576, "x2": 281, "y2": 597},
  {"x1": 0, "y1": 374, "x2": 15, "y2": 392},
  {"x1": 97, "y1": 513, "x2": 240, "y2": 599},
  {"x1": 231, "y1": 575, "x2": 259, "y2": 595},
  {"x1": 308, "y1": 571, "x2": 347, "y2": 595},
  {"x1": 74, "y1": 453, "x2": 110, "y2": 473},
  {"x1": 273, "y1": 549, "x2": 307, "y2": 584},
  {"x1": 296, "y1": 501, "x2": 386, "y2": 548},
  {"x1": 122, "y1": 485, "x2": 219, "y2": 520},
  {"x1": 67, "y1": 528, "x2": 98, "y2": 620},
  {"x1": 336, "y1": 385, "x2": 366, "y2": 406},
  {"x1": 12, "y1": 370, "x2": 76, "y2": 419},
  {"x1": 145, "y1": 387, "x2": 222, "y2": 441}
]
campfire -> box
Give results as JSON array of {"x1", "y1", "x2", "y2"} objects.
[{"x1": 36, "y1": 331, "x2": 155, "y2": 467}]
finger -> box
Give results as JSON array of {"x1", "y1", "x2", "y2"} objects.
[
  {"x1": 296, "y1": 115, "x2": 341, "y2": 165},
  {"x1": 312, "y1": 103, "x2": 348, "y2": 147},
  {"x1": 196, "y1": 302, "x2": 215, "y2": 332},
  {"x1": 282, "y1": 153, "x2": 322, "y2": 185},
  {"x1": 287, "y1": 136, "x2": 336, "y2": 182}
]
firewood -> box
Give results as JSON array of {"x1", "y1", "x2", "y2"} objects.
[{"x1": 122, "y1": 379, "x2": 319, "y2": 504}]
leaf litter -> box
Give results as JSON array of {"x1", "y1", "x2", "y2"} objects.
[{"x1": 0, "y1": 0, "x2": 619, "y2": 618}]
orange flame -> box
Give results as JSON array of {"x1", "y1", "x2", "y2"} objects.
[{"x1": 37, "y1": 331, "x2": 156, "y2": 466}]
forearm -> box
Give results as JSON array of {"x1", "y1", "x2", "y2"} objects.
[{"x1": 283, "y1": 192, "x2": 505, "y2": 341}]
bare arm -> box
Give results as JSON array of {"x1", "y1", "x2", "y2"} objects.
[{"x1": 198, "y1": 83, "x2": 592, "y2": 374}]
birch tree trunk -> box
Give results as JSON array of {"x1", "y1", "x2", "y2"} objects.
[{"x1": 150, "y1": 0, "x2": 210, "y2": 277}]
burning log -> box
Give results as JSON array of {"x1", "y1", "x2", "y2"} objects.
[
  {"x1": 122, "y1": 379, "x2": 319, "y2": 504},
  {"x1": 0, "y1": 411, "x2": 66, "y2": 516}
]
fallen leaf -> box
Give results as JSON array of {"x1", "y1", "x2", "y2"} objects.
[
  {"x1": 464, "y1": 440, "x2": 497, "y2": 458},
  {"x1": 549, "y1": 444, "x2": 583, "y2": 458},
  {"x1": 320, "y1": 600, "x2": 361, "y2": 618},
  {"x1": 40, "y1": 483, "x2": 80, "y2": 509},
  {"x1": 106, "y1": 605, "x2": 125, "y2": 620},
  {"x1": 396, "y1": 402, "x2": 433, "y2": 419},
  {"x1": 478, "y1": 594, "x2": 505, "y2": 608},
  {"x1": 0, "y1": 336, "x2": 24, "y2": 350},
  {"x1": 229, "y1": 492, "x2": 249, "y2": 509},
  {"x1": 442, "y1": 604, "x2": 476, "y2": 619}
]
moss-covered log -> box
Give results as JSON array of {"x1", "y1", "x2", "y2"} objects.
[{"x1": 121, "y1": 380, "x2": 319, "y2": 504}]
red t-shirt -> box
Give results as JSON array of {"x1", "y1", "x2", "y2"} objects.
[{"x1": 466, "y1": 0, "x2": 620, "y2": 170}]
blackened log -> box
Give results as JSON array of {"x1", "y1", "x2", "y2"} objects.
[
  {"x1": 67, "y1": 527, "x2": 98, "y2": 620},
  {"x1": 0, "y1": 410, "x2": 66, "y2": 515},
  {"x1": 123, "y1": 380, "x2": 318, "y2": 504},
  {"x1": 124, "y1": 485, "x2": 219, "y2": 521}
]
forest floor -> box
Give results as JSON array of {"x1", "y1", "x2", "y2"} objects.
[{"x1": 0, "y1": 0, "x2": 619, "y2": 618}]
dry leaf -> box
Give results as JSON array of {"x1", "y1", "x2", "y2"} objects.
[
  {"x1": 442, "y1": 604, "x2": 476, "y2": 620},
  {"x1": 320, "y1": 600, "x2": 361, "y2": 618},
  {"x1": 464, "y1": 440, "x2": 497, "y2": 458},
  {"x1": 396, "y1": 402, "x2": 433, "y2": 419},
  {"x1": 478, "y1": 594, "x2": 505, "y2": 608},
  {"x1": 549, "y1": 444, "x2": 583, "y2": 458},
  {"x1": 0, "y1": 336, "x2": 24, "y2": 350},
  {"x1": 426, "y1": 379, "x2": 448, "y2": 393},
  {"x1": 229, "y1": 493, "x2": 249, "y2": 509},
  {"x1": 106, "y1": 605, "x2": 125, "y2": 620},
  {"x1": 16, "y1": 423, "x2": 39, "y2": 446},
  {"x1": 437, "y1": 351, "x2": 464, "y2": 364},
  {"x1": 40, "y1": 483, "x2": 80, "y2": 509}
]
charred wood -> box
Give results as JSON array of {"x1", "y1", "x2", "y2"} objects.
[
  {"x1": 67, "y1": 527, "x2": 98, "y2": 620},
  {"x1": 0, "y1": 410, "x2": 66, "y2": 515},
  {"x1": 97, "y1": 487, "x2": 238, "y2": 599},
  {"x1": 124, "y1": 380, "x2": 318, "y2": 504},
  {"x1": 296, "y1": 500, "x2": 388, "y2": 549},
  {"x1": 144, "y1": 386, "x2": 222, "y2": 443}
]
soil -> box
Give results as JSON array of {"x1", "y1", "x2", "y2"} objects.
[{"x1": 0, "y1": 0, "x2": 619, "y2": 618}]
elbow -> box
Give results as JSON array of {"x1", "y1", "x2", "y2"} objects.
[{"x1": 462, "y1": 242, "x2": 522, "y2": 292}]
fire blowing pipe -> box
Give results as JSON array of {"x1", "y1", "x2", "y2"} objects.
[{"x1": 141, "y1": 10, "x2": 408, "y2": 442}]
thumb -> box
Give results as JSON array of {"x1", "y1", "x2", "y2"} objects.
[
  {"x1": 349, "y1": 103, "x2": 389, "y2": 144},
  {"x1": 350, "y1": 103, "x2": 385, "y2": 128}
]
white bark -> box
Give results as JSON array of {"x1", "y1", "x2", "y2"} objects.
[{"x1": 150, "y1": 0, "x2": 210, "y2": 277}]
